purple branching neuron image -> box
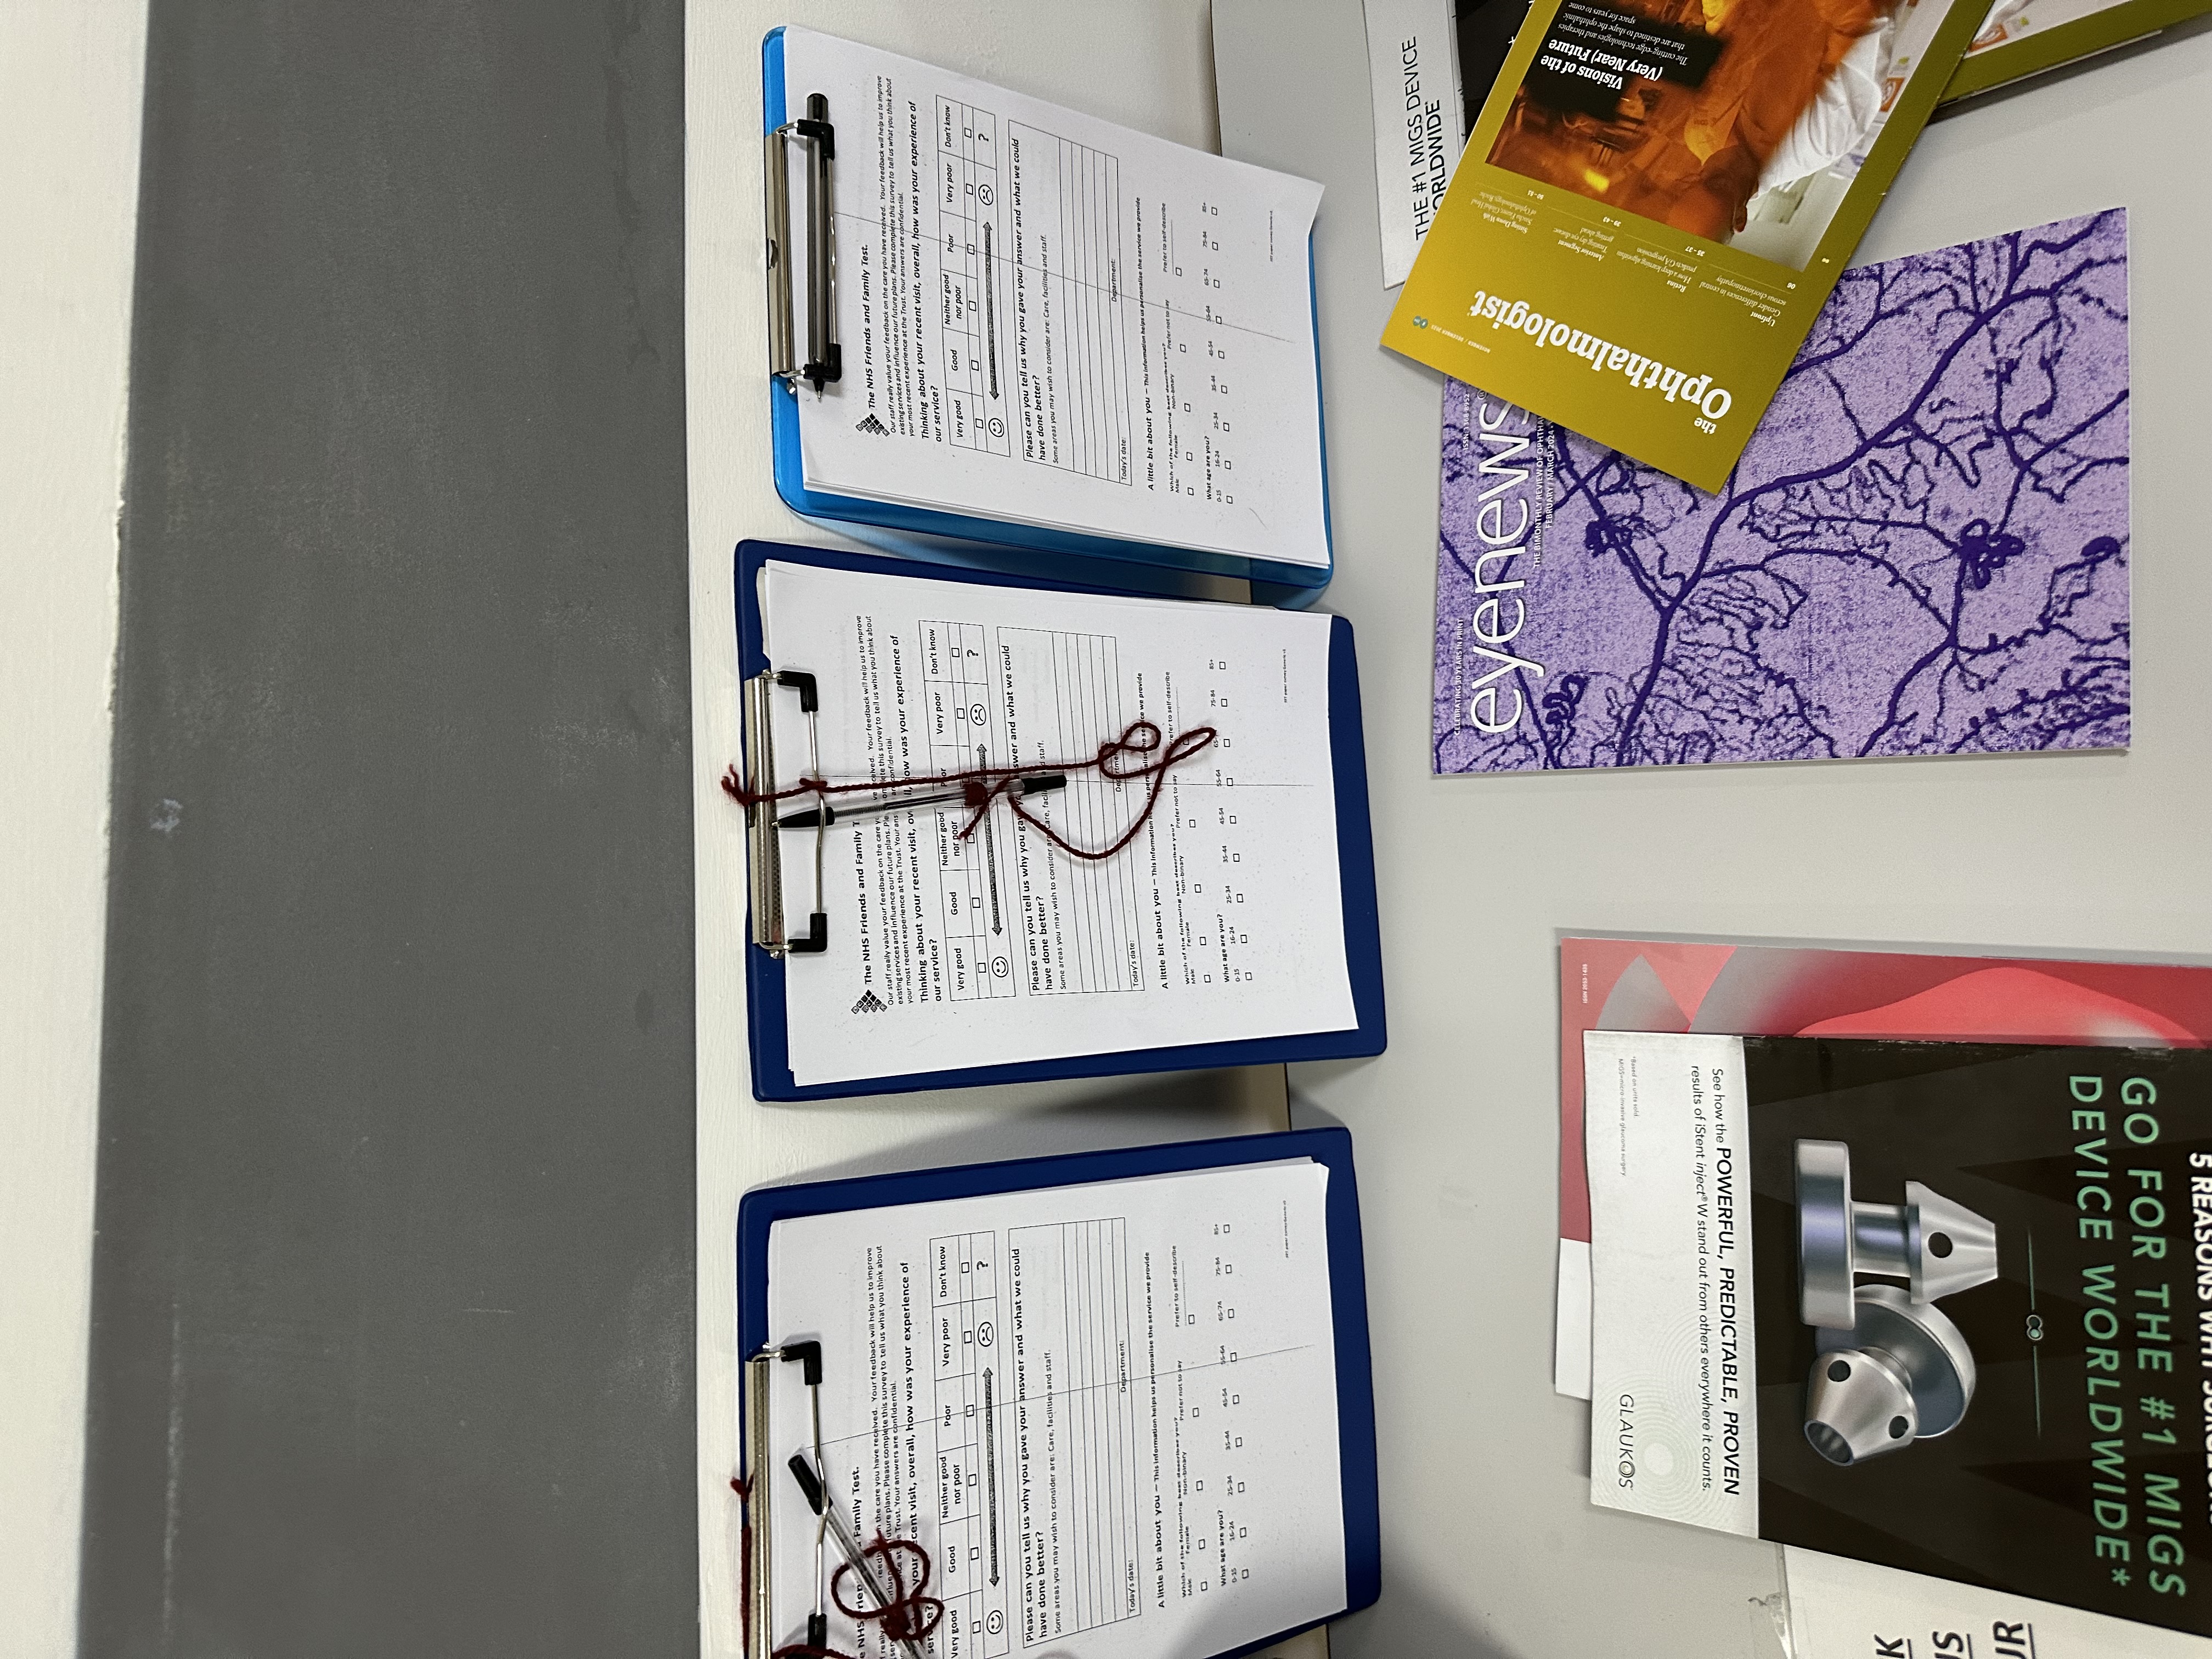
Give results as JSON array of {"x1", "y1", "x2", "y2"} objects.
[{"x1": 1432, "y1": 209, "x2": 2130, "y2": 772}]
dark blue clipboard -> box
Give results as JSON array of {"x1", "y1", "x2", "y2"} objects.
[
  {"x1": 735, "y1": 1126, "x2": 1382, "y2": 1656},
  {"x1": 762, "y1": 26, "x2": 1336, "y2": 599},
  {"x1": 736, "y1": 537, "x2": 1386, "y2": 1102}
]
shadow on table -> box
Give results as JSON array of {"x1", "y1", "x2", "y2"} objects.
[{"x1": 757, "y1": 1064, "x2": 1292, "y2": 1189}]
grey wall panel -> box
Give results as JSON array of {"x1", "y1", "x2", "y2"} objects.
[{"x1": 83, "y1": 4, "x2": 696, "y2": 1654}]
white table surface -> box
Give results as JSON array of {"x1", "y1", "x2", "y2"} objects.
[
  {"x1": 684, "y1": 5, "x2": 1325, "y2": 1657},
  {"x1": 1, "y1": 10, "x2": 145, "y2": 1655},
  {"x1": 1214, "y1": 2, "x2": 2212, "y2": 1655}
]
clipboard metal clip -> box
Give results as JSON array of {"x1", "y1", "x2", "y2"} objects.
[
  {"x1": 764, "y1": 92, "x2": 842, "y2": 394},
  {"x1": 740, "y1": 1340, "x2": 820, "y2": 1659},
  {"x1": 742, "y1": 669, "x2": 829, "y2": 957}
]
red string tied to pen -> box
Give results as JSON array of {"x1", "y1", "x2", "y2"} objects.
[
  {"x1": 723, "y1": 717, "x2": 1216, "y2": 862},
  {"x1": 833, "y1": 1534, "x2": 943, "y2": 1643},
  {"x1": 765, "y1": 1533, "x2": 943, "y2": 1659}
]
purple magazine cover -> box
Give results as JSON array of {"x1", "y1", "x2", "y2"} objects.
[{"x1": 1432, "y1": 210, "x2": 2130, "y2": 772}]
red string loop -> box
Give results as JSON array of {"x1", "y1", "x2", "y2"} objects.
[
  {"x1": 832, "y1": 1534, "x2": 944, "y2": 1643},
  {"x1": 760, "y1": 1528, "x2": 942, "y2": 1659},
  {"x1": 722, "y1": 718, "x2": 1216, "y2": 864}
]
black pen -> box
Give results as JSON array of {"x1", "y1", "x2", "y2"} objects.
[
  {"x1": 786, "y1": 1452, "x2": 930, "y2": 1659},
  {"x1": 776, "y1": 772, "x2": 1065, "y2": 830}
]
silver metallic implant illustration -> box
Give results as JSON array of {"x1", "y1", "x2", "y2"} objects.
[
  {"x1": 1795, "y1": 1139, "x2": 1999, "y2": 1329},
  {"x1": 1804, "y1": 1285, "x2": 1978, "y2": 1466},
  {"x1": 1795, "y1": 1139, "x2": 1996, "y2": 1466}
]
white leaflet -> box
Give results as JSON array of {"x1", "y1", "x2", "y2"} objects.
[
  {"x1": 1585, "y1": 1031, "x2": 1761, "y2": 1537},
  {"x1": 1785, "y1": 1548, "x2": 2210, "y2": 1657},
  {"x1": 1362, "y1": 0, "x2": 1466, "y2": 287}
]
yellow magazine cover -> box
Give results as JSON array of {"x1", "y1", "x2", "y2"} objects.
[{"x1": 1383, "y1": 0, "x2": 1988, "y2": 488}]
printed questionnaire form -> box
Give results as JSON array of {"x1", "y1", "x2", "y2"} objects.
[
  {"x1": 759, "y1": 561, "x2": 1354, "y2": 1087},
  {"x1": 778, "y1": 27, "x2": 1330, "y2": 567},
  {"x1": 764, "y1": 1160, "x2": 1346, "y2": 1659}
]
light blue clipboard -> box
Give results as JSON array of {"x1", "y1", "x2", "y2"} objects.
[{"x1": 762, "y1": 27, "x2": 1336, "y2": 601}]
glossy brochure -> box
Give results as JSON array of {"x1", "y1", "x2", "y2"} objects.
[
  {"x1": 1588, "y1": 1031, "x2": 2212, "y2": 1637},
  {"x1": 1555, "y1": 936, "x2": 2212, "y2": 1400},
  {"x1": 1431, "y1": 212, "x2": 2130, "y2": 775},
  {"x1": 1383, "y1": 0, "x2": 1986, "y2": 488}
]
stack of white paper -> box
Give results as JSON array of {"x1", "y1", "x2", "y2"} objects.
[{"x1": 779, "y1": 28, "x2": 1330, "y2": 569}]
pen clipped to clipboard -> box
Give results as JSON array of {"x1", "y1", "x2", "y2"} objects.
[{"x1": 741, "y1": 1340, "x2": 943, "y2": 1659}]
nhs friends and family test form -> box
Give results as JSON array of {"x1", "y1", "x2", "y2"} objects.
[
  {"x1": 777, "y1": 29, "x2": 1331, "y2": 569},
  {"x1": 758, "y1": 561, "x2": 1354, "y2": 1089},
  {"x1": 764, "y1": 1160, "x2": 1347, "y2": 1659}
]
